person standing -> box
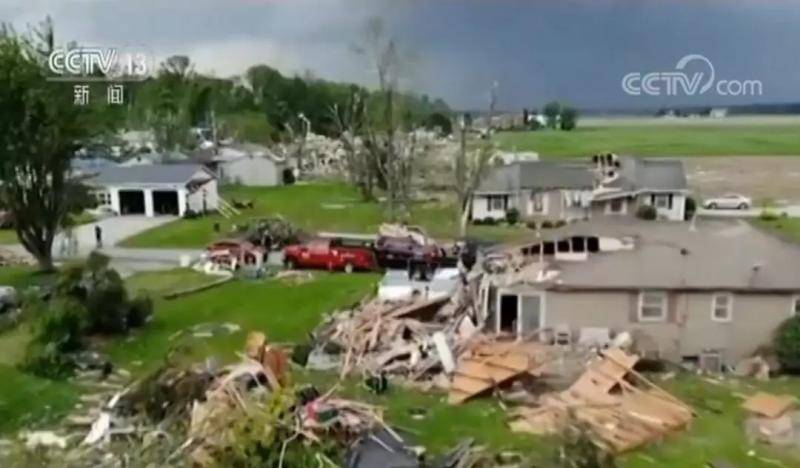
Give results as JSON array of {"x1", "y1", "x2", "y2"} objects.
[{"x1": 94, "y1": 225, "x2": 103, "y2": 249}]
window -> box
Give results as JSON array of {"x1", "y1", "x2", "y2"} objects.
[
  {"x1": 94, "y1": 191, "x2": 110, "y2": 206},
  {"x1": 608, "y1": 198, "x2": 626, "y2": 214},
  {"x1": 530, "y1": 193, "x2": 545, "y2": 213},
  {"x1": 488, "y1": 195, "x2": 506, "y2": 211},
  {"x1": 638, "y1": 291, "x2": 667, "y2": 321},
  {"x1": 653, "y1": 194, "x2": 671, "y2": 209},
  {"x1": 792, "y1": 296, "x2": 800, "y2": 316},
  {"x1": 711, "y1": 293, "x2": 733, "y2": 322}
]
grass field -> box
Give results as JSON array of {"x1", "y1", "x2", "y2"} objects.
[
  {"x1": 121, "y1": 183, "x2": 536, "y2": 248},
  {"x1": 754, "y1": 217, "x2": 800, "y2": 244},
  {"x1": 497, "y1": 122, "x2": 800, "y2": 157}
]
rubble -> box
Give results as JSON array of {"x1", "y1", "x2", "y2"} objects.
[
  {"x1": 508, "y1": 348, "x2": 693, "y2": 454},
  {"x1": 743, "y1": 392, "x2": 800, "y2": 447}
]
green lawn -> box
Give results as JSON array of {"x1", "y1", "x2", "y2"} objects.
[
  {"x1": 121, "y1": 183, "x2": 538, "y2": 248},
  {"x1": 106, "y1": 271, "x2": 379, "y2": 373},
  {"x1": 754, "y1": 217, "x2": 800, "y2": 244},
  {"x1": 124, "y1": 267, "x2": 222, "y2": 297},
  {"x1": 497, "y1": 125, "x2": 800, "y2": 157}
]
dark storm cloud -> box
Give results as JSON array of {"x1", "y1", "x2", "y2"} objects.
[{"x1": 2, "y1": 0, "x2": 799, "y2": 109}]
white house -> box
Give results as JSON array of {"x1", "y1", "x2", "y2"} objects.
[
  {"x1": 88, "y1": 164, "x2": 218, "y2": 217},
  {"x1": 190, "y1": 144, "x2": 287, "y2": 186}
]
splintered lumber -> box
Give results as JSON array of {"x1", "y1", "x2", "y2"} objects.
[
  {"x1": 508, "y1": 348, "x2": 693, "y2": 454},
  {"x1": 448, "y1": 340, "x2": 548, "y2": 404},
  {"x1": 742, "y1": 392, "x2": 797, "y2": 419}
]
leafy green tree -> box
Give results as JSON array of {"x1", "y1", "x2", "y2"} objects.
[
  {"x1": 560, "y1": 105, "x2": 578, "y2": 131},
  {"x1": 0, "y1": 36, "x2": 86, "y2": 270},
  {"x1": 423, "y1": 112, "x2": 453, "y2": 135},
  {"x1": 543, "y1": 101, "x2": 561, "y2": 129}
]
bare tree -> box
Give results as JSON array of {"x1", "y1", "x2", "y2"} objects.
[
  {"x1": 353, "y1": 16, "x2": 423, "y2": 220},
  {"x1": 331, "y1": 89, "x2": 374, "y2": 200},
  {"x1": 454, "y1": 114, "x2": 493, "y2": 237}
]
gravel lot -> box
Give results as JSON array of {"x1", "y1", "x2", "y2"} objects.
[{"x1": 684, "y1": 156, "x2": 800, "y2": 205}]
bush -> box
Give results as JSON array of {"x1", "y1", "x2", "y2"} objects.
[
  {"x1": 84, "y1": 268, "x2": 130, "y2": 335},
  {"x1": 127, "y1": 294, "x2": 154, "y2": 328},
  {"x1": 183, "y1": 209, "x2": 199, "y2": 219},
  {"x1": 20, "y1": 298, "x2": 88, "y2": 378},
  {"x1": 282, "y1": 167, "x2": 296, "y2": 185},
  {"x1": 541, "y1": 220, "x2": 554, "y2": 229},
  {"x1": 505, "y1": 208, "x2": 520, "y2": 225},
  {"x1": 760, "y1": 210, "x2": 779, "y2": 221},
  {"x1": 774, "y1": 316, "x2": 800, "y2": 371},
  {"x1": 684, "y1": 197, "x2": 697, "y2": 220},
  {"x1": 636, "y1": 204, "x2": 658, "y2": 221},
  {"x1": 554, "y1": 219, "x2": 567, "y2": 228},
  {"x1": 526, "y1": 220, "x2": 538, "y2": 230}
]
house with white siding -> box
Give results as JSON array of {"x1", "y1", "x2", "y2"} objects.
[
  {"x1": 87, "y1": 164, "x2": 218, "y2": 217},
  {"x1": 471, "y1": 156, "x2": 690, "y2": 223}
]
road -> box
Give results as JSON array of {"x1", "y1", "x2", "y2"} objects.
[{"x1": 696, "y1": 205, "x2": 800, "y2": 218}]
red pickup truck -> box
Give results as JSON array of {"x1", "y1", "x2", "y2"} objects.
[{"x1": 283, "y1": 238, "x2": 377, "y2": 273}]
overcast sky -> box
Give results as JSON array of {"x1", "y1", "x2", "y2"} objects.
[{"x1": 2, "y1": 0, "x2": 800, "y2": 110}]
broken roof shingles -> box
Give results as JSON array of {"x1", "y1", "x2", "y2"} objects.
[
  {"x1": 610, "y1": 156, "x2": 689, "y2": 192},
  {"x1": 90, "y1": 164, "x2": 212, "y2": 186},
  {"x1": 539, "y1": 219, "x2": 800, "y2": 291},
  {"x1": 476, "y1": 161, "x2": 594, "y2": 193}
]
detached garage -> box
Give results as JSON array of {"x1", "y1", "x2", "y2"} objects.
[{"x1": 88, "y1": 164, "x2": 218, "y2": 217}]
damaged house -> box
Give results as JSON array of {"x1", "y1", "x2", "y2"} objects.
[
  {"x1": 471, "y1": 155, "x2": 690, "y2": 223},
  {"x1": 481, "y1": 219, "x2": 800, "y2": 369}
]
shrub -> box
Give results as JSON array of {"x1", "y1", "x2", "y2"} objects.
[
  {"x1": 684, "y1": 197, "x2": 697, "y2": 220},
  {"x1": 282, "y1": 167, "x2": 296, "y2": 185},
  {"x1": 526, "y1": 220, "x2": 538, "y2": 230},
  {"x1": 505, "y1": 208, "x2": 520, "y2": 225},
  {"x1": 774, "y1": 316, "x2": 800, "y2": 371},
  {"x1": 20, "y1": 298, "x2": 88, "y2": 378},
  {"x1": 636, "y1": 204, "x2": 658, "y2": 221},
  {"x1": 127, "y1": 294, "x2": 154, "y2": 328},
  {"x1": 759, "y1": 210, "x2": 779, "y2": 221},
  {"x1": 554, "y1": 219, "x2": 567, "y2": 228},
  {"x1": 481, "y1": 217, "x2": 497, "y2": 226},
  {"x1": 84, "y1": 268, "x2": 130, "y2": 334},
  {"x1": 183, "y1": 209, "x2": 199, "y2": 219},
  {"x1": 541, "y1": 220, "x2": 554, "y2": 229}
]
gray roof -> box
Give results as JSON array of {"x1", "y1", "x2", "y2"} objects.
[
  {"x1": 476, "y1": 161, "x2": 594, "y2": 193},
  {"x1": 89, "y1": 164, "x2": 213, "y2": 186},
  {"x1": 530, "y1": 219, "x2": 800, "y2": 291},
  {"x1": 607, "y1": 156, "x2": 688, "y2": 192}
]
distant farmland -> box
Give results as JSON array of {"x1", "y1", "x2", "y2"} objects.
[{"x1": 496, "y1": 115, "x2": 800, "y2": 157}]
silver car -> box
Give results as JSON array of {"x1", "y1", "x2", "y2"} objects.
[{"x1": 703, "y1": 193, "x2": 752, "y2": 210}]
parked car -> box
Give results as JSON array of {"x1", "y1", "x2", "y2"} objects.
[
  {"x1": 283, "y1": 238, "x2": 377, "y2": 273},
  {"x1": 703, "y1": 193, "x2": 752, "y2": 210},
  {"x1": 374, "y1": 235, "x2": 445, "y2": 269},
  {"x1": 206, "y1": 239, "x2": 266, "y2": 269},
  {"x1": 86, "y1": 205, "x2": 118, "y2": 218}
]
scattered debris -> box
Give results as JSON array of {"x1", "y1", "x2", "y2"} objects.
[
  {"x1": 275, "y1": 269, "x2": 315, "y2": 284},
  {"x1": 742, "y1": 392, "x2": 800, "y2": 448},
  {"x1": 734, "y1": 356, "x2": 772, "y2": 381},
  {"x1": 508, "y1": 348, "x2": 693, "y2": 454}
]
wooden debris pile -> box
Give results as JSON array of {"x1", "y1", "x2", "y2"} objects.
[
  {"x1": 310, "y1": 293, "x2": 481, "y2": 382},
  {"x1": 449, "y1": 339, "x2": 554, "y2": 404},
  {"x1": 743, "y1": 392, "x2": 800, "y2": 447},
  {"x1": 508, "y1": 348, "x2": 693, "y2": 454}
]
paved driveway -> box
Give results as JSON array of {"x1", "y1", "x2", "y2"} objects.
[{"x1": 54, "y1": 215, "x2": 177, "y2": 257}]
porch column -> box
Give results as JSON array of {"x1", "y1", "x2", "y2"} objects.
[
  {"x1": 177, "y1": 189, "x2": 187, "y2": 217},
  {"x1": 144, "y1": 189, "x2": 154, "y2": 217}
]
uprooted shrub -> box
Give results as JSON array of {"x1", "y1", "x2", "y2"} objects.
[
  {"x1": 21, "y1": 252, "x2": 154, "y2": 378},
  {"x1": 20, "y1": 297, "x2": 87, "y2": 379}
]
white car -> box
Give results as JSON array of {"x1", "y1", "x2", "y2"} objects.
[
  {"x1": 703, "y1": 193, "x2": 752, "y2": 210},
  {"x1": 86, "y1": 205, "x2": 118, "y2": 218}
]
